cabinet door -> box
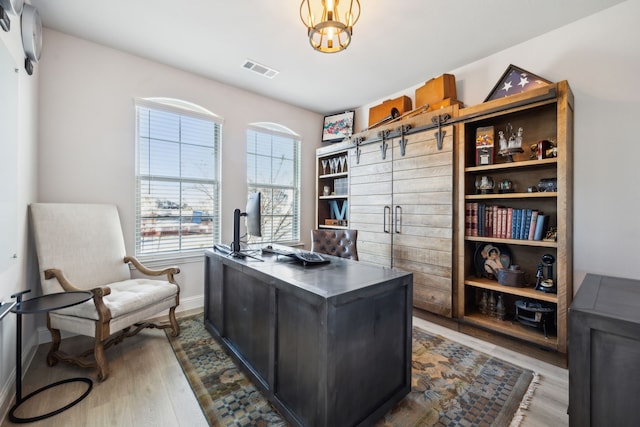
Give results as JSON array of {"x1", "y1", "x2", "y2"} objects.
[
  {"x1": 392, "y1": 126, "x2": 454, "y2": 317},
  {"x1": 348, "y1": 141, "x2": 392, "y2": 267}
]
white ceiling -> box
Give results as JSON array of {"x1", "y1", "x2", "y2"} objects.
[{"x1": 29, "y1": 0, "x2": 624, "y2": 114}]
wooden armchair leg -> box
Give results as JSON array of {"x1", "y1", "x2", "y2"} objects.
[
  {"x1": 94, "y1": 339, "x2": 109, "y2": 382},
  {"x1": 168, "y1": 306, "x2": 180, "y2": 337},
  {"x1": 46, "y1": 325, "x2": 61, "y2": 367}
]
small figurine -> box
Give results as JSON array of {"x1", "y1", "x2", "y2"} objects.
[
  {"x1": 498, "y1": 131, "x2": 507, "y2": 152},
  {"x1": 515, "y1": 127, "x2": 523, "y2": 148}
]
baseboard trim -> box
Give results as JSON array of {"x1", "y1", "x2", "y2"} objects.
[{"x1": 0, "y1": 333, "x2": 39, "y2": 424}]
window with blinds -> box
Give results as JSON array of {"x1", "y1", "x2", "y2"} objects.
[
  {"x1": 135, "y1": 99, "x2": 221, "y2": 257},
  {"x1": 246, "y1": 124, "x2": 301, "y2": 244}
]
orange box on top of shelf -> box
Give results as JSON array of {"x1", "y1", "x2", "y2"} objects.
[
  {"x1": 415, "y1": 74, "x2": 458, "y2": 109},
  {"x1": 368, "y1": 96, "x2": 412, "y2": 128}
]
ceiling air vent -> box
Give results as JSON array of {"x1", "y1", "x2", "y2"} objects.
[{"x1": 242, "y1": 59, "x2": 279, "y2": 79}]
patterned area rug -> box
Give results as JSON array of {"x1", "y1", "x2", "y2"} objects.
[{"x1": 166, "y1": 315, "x2": 537, "y2": 427}]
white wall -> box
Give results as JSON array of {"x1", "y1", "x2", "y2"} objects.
[
  {"x1": 356, "y1": 0, "x2": 640, "y2": 291},
  {"x1": 0, "y1": 24, "x2": 40, "y2": 420},
  {"x1": 37, "y1": 30, "x2": 323, "y2": 310}
]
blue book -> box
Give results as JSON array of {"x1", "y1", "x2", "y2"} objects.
[
  {"x1": 522, "y1": 209, "x2": 533, "y2": 239},
  {"x1": 534, "y1": 214, "x2": 549, "y2": 240},
  {"x1": 518, "y1": 209, "x2": 527, "y2": 239},
  {"x1": 514, "y1": 209, "x2": 523, "y2": 239}
]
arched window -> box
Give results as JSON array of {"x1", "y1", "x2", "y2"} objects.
[
  {"x1": 135, "y1": 98, "x2": 222, "y2": 258},
  {"x1": 246, "y1": 123, "x2": 301, "y2": 244}
]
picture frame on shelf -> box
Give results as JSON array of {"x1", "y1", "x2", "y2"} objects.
[
  {"x1": 484, "y1": 64, "x2": 552, "y2": 102},
  {"x1": 322, "y1": 111, "x2": 354, "y2": 143},
  {"x1": 475, "y1": 125, "x2": 494, "y2": 166}
]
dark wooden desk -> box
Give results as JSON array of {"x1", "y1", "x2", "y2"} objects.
[{"x1": 204, "y1": 248, "x2": 413, "y2": 427}]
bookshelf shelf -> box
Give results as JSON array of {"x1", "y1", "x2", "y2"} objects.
[
  {"x1": 464, "y1": 278, "x2": 558, "y2": 303},
  {"x1": 465, "y1": 192, "x2": 557, "y2": 200},
  {"x1": 319, "y1": 195, "x2": 348, "y2": 200},
  {"x1": 465, "y1": 157, "x2": 557, "y2": 173},
  {"x1": 462, "y1": 312, "x2": 558, "y2": 350},
  {"x1": 464, "y1": 235, "x2": 558, "y2": 248}
]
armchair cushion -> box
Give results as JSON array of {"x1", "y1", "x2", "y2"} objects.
[{"x1": 54, "y1": 278, "x2": 178, "y2": 320}]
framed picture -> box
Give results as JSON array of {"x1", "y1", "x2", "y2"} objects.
[
  {"x1": 322, "y1": 111, "x2": 355, "y2": 143},
  {"x1": 484, "y1": 65, "x2": 552, "y2": 102}
]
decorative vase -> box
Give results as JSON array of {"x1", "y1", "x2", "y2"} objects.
[
  {"x1": 496, "y1": 294, "x2": 506, "y2": 321},
  {"x1": 488, "y1": 292, "x2": 496, "y2": 317},
  {"x1": 479, "y1": 291, "x2": 488, "y2": 315}
]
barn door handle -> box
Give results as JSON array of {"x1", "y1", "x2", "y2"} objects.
[{"x1": 384, "y1": 206, "x2": 391, "y2": 233}]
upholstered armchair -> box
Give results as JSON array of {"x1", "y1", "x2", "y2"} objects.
[
  {"x1": 310, "y1": 229, "x2": 359, "y2": 260},
  {"x1": 29, "y1": 203, "x2": 180, "y2": 381}
]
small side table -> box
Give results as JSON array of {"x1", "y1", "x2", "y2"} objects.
[{"x1": 8, "y1": 289, "x2": 94, "y2": 423}]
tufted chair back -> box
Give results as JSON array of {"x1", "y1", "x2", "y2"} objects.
[{"x1": 311, "y1": 229, "x2": 359, "y2": 261}]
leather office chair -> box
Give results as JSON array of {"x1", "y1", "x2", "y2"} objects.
[
  {"x1": 311, "y1": 229, "x2": 358, "y2": 260},
  {"x1": 30, "y1": 203, "x2": 181, "y2": 381}
]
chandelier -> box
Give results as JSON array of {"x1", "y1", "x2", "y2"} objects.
[{"x1": 300, "y1": 0, "x2": 361, "y2": 53}]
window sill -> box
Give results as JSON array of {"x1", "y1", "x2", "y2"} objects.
[
  {"x1": 131, "y1": 251, "x2": 207, "y2": 269},
  {"x1": 132, "y1": 241, "x2": 305, "y2": 270}
]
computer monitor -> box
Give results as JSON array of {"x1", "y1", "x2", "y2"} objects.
[
  {"x1": 245, "y1": 192, "x2": 262, "y2": 238},
  {"x1": 232, "y1": 192, "x2": 261, "y2": 253}
]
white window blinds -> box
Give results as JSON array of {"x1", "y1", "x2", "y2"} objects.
[
  {"x1": 246, "y1": 126, "x2": 301, "y2": 244},
  {"x1": 135, "y1": 99, "x2": 221, "y2": 257}
]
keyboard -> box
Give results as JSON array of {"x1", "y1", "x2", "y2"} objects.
[
  {"x1": 291, "y1": 251, "x2": 329, "y2": 265},
  {"x1": 262, "y1": 246, "x2": 329, "y2": 265}
]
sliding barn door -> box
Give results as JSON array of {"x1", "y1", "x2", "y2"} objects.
[
  {"x1": 391, "y1": 126, "x2": 454, "y2": 317},
  {"x1": 348, "y1": 123, "x2": 454, "y2": 317},
  {"x1": 348, "y1": 140, "x2": 393, "y2": 267}
]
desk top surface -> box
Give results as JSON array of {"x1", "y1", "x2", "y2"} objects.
[{"x1": 206, "y1": 246, "x2": 412, "y2": 299}]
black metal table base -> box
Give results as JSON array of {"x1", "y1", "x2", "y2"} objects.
[{"x1": 9, "y1": 377, "x2": 93, "y2": 423}]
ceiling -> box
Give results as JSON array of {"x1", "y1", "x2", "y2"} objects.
[{"x1": 30, "y1": 0, "x2": 624, "y2": 114}]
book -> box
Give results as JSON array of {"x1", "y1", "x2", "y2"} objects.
[
  {"x1": 528, "y1": 210, "x2": 539, "y2": 240},
  {"x1": 505, "y1": 207, "x2": 513, "y2": 239},
  {"x1": 485, "y1": 205, "x2": 493, "y2": 237},
  {"x1": 534, "y1": 214, "x2": 549, "y2": 240},
  {"x1": 491, "y1": 205, "x2": 498, "y2": 238},
  {"x1": 520, "y1": 209, "x2": 530, "y2": 239},
  {"x1": 470, "y1": 202, "x2": 478, "y2": 236},
  {"x1": 522, "y1": 209, "x2": 533, "y2": 239}
]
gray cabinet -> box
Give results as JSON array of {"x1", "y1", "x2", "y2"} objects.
[{"x1": 569, "y1": 274, "x2": 640, "y2": 427}]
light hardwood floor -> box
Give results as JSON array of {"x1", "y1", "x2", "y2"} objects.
[{"x1": 1, "y1": 314, "x2": 568, "y2": 426}]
